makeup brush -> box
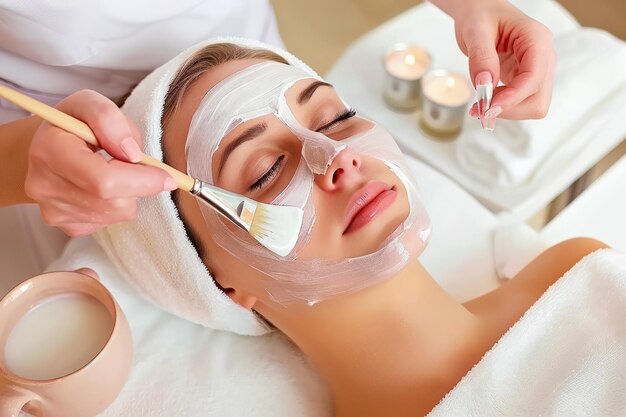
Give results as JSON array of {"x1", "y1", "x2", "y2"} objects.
[{"x1": 0, "y1": 84, "x2": 302, "y2": 257}]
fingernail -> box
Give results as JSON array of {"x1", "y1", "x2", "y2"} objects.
[
  {"x1": 163, "y1": 177, "x2": 178, "y2": 191},
  {"x1": 120, "y1": 137, "x2": 143, "y2": 163},
  {"x1": 481, "y1": 105, "x2": 502, "y2": 131},
  {"x1": 475, "y1": 72, "x2": 494, "y2": 121},
  {"x1": 475, "y1": 71, "x2": 492, "y2": 86},
  {"x1": 484, "y1": 105, "x2": 502, "y2": 119},
  {"x1": 484, "y1": 116, "x2": 496, "y2": 131}
]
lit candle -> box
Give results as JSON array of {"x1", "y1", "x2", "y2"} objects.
[
  {"x1": 383, "y1": 44, "x2": 431, "y2": 111},
  {"x1": 420, "y1": 70, "x2": 472, "y2": 139}
]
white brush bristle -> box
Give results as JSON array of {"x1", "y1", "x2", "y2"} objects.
[{"x1": 249, "y1": 203, "x2": 303, "y2": 257}]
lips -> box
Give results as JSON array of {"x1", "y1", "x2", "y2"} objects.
[{"x1": 343, "y1": 181, "x2": 397, "y2": 235}]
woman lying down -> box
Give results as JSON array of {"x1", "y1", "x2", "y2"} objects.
[{"x1": 88, "y1": 38, "x2": 626, "y2": 416}]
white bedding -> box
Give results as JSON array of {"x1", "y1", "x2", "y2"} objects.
[
  {"x1": 35, "y1": 156, "x2": 548, "y2": 417},
  {"x1": 27, "y1": 147, "x2": 622, "y2": 416},
  {"x1": 45, "y1": 214, "x2": 626, "y2": 417}
]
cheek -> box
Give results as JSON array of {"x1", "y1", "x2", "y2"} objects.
[{"x1": 296, "y1": 186, "x2": 344, "y2": 260}]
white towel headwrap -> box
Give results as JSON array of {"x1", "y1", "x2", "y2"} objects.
[{"x1": 94, "y1": 38, "x2": 318, "y2": 336}]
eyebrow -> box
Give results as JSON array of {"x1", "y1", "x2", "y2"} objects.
[
  {"x1": 218, "y1": 121, "x2": 268, "y2": 177},
  {"x1": 297, "y1": 80, "x2": 332, "y2": 105}
]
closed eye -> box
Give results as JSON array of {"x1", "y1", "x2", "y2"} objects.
[
  {"x1": 315, "y1": 108, "x2": 356, "y2": 133},
  {"x1": 249, "y1": 155, "x2": 286, "y2": 191}
]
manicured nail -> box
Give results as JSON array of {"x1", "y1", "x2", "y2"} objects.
[
  {"x1": 484, "y1": 105, "x2": 502, "y2": 119},
  {"x1": 163, "y1": 177, "x2": 178, "y2": 191},
  {"x1": 475, "y1": 71, "x2": 492, "y2": 87},
  {"x1": 120, "y1": 137, "x2": 143, "y2": 163},
  {"x1": 475, "y1": 72, "x2": 493, "y2": 124},
  {"x1": 481, "y1": 105, "x2": 502, "y2": 131},
  {"x1": 484, "y1": 116, "x2": 496, "y2": 131}
]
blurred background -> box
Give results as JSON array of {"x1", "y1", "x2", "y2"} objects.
[{"x1": 272, "y1": 0, "x2": 626, "y2": 74}]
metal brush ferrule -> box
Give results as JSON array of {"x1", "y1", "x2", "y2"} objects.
[
  {"x1": 191, "y1": 179, "x2": 249, "y2": 231},
  {"x1": 191, "y1": 178, "x2": 203, "y2": 195}
]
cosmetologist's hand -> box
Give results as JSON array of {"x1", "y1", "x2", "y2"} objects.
[
  {"x1": 25, "y1": 90, "x2": 176, "y2": 237},
  {"x1": 454, "y1": 0, "x2": 557, "y2": 122}
]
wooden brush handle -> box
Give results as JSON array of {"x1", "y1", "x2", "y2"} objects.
[{"x1": 0, "y1": 84, "x2": 195, "y2": 192}]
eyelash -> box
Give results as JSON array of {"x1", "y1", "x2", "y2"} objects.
[
  {"x1": 249, "y1": 154, "x2": 285, "y2": 191},
  {"x1": 318, "y1": 107, "x2": 357, "y2": 132}
]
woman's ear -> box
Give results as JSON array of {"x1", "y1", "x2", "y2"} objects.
[
  {"x1": 214, "y1": 274, "x2": 257, "y2": 310},
  {"x1": 226, "y1": 290, "x2": 258, "y2": 310}
]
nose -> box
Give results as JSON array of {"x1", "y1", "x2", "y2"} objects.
[{"x1": 314, "y1": 147, "x2": 362, "y2": 191}]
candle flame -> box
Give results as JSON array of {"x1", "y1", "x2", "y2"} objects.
[
  {"x1": 404, "y1": 53, "x2": 416, "y2": 66},
  {"x1": 446, "y1": 76, "x2": 456, "y2": 89}
]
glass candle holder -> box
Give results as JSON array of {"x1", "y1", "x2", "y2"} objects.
[
  {"x1": 419, "y1": 69, "x2": 472, "y2": 140},
  {"x1": 383, "y1": 43, "x2": 431, "y2": 112}
]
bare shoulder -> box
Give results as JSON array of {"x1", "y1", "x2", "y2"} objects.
[
  {"x1": 539, "y1": 237, "x2": 611, "y2": 268},
  {"x1": 464, "y1": 237, "x2": 610, "y2": 337}
]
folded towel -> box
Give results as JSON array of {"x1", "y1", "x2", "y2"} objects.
[
  {"x1": 428, "y1": 248, "x2": 626, "y2": 416},
  {"x1": 456, "y1": 28, "x2": 626, "y2": 188}
]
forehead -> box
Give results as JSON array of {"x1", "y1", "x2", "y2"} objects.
[
  {"x1": 168, "y1": 59, "x2": 320, "y2": 141},
  {"x1": 170, "y1": 58, "x2": 269, "y2": 137}
]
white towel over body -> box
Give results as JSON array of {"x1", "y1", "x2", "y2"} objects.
[{"x1": 428, "y1": 248, "x2": 626, "y2": 417}]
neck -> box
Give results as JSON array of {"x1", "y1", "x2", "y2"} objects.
[{"x1": 258, "y1": 261, "x2": 488, "y2": 417}]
